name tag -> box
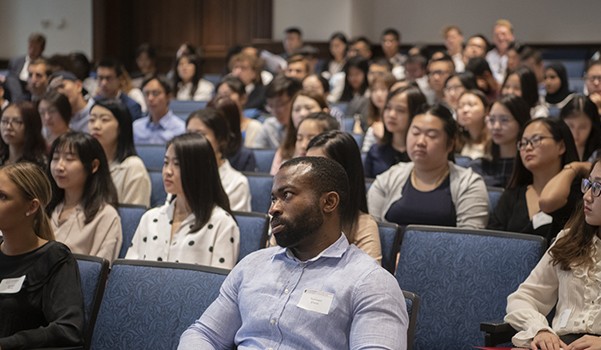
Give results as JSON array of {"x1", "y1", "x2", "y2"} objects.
[
  {"x1": 532, "y1": 211, "x2": 553, "y2": 229},
  {"x1": 558, "y1": 308, "x2": 572, "y2": 329},
  {"x1": 297, "y1": 289, "x2": 333, "y2": 315},
  {"x1": 0, "y1": 275, "x2": 26, "y2": 294}
]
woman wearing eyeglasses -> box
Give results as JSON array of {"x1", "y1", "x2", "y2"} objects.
[
  {"x1": 0, "y1": 102, "x2": 47, "y2": 168},
  {"x1": 488, "y1": 117, "x2": 583, "y2": 241},
  {"x1": 469, "y1": 95, "x2": 530, "y2": 187},
  {"x1": 504, "y1": 159, "x2": 601, "y2": 349}
]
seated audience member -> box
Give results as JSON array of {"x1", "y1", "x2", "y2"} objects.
[
  {"x1": 367, "y1": 59, "x2": 393, "y2": 86},
  {"x1": 229, "y1": 53, "x2": 267, "y2": 110},
  {"x1": 251, "y1": 75, "x2": 302, "y2": 149},
  {"x1": 301, "y1": 74, "x2": 346, "y2": 124},
  {"x1": 504, "y1": 157, "x2": 601, "y2": 348},
  {"x1": 306, "y1": 130, "x2": 382, "y2": 263},
  {"x1": 337, "y1": 56, "x2": 370, "y2": 128},
  {"x1": 47, "y1": 132, "x2": 122, "y2": 261},
  {"x1": 5, "y1": 33, "x2": 46, "y2": 102},
  {"x1": 173, "y1": 53, "x2": 214, "y2": 101},
  {"x1": 423, "y1": 54, "x2": 455, "y2": 105},
  {"x1": 465, "y1": 57, "x2": 499, "y2": 101},
  {"x1": 364, "y1": 86, "x2": 426, "y2": 178},
  {"x1": 488, "y1": 118, "x2": 582, "y2": 241},
  {"x1": 505, "y1": 41, "x2": 523, "y2": 77},
  {"x1": 270, "y1": 90, "x2": 329, "y2": 174},
  {"x1": 368, "y1": 104, "x2": 489, "y2": 229},
  {"x1": 362, "y1": 73, "x2": 397, "y2": 152},
  {"x1": 133, "y1": 76, "x2": 185, "y2": 144},
  {"x1": 381, "y1": 28, "x2": 407, "y2": 79},
  {"x1": 284, "y1": 54, "x2": 310, "y2": 81},
  {"x1": 38, "y1": 91, "x2": 71, "y2": 147},
  {"x1": 443, "y1": 71, "x2": 478, "y2": 112},
  {"x1": 89, "y1": 99, "x2": 151, "y2": 207},
  {"x1": 455, "y1": 89, "x2": 491, "y2": 160},
  {"x1": 463, "y1": 34, "x2": 489, "y2": 64},
  {"x1": 49, "y1": 70, "x2": 93, "y2": 132},
  {"x1": 281, "y1": 26, "x2": 304, "y2": 59},
  {"x1": 404, "y1": 54, "x2": 428, "y2": 83},
  {"x1": 177, "y1": 157, "x2": 408, "y2": 349},
  {"x1": 348, "y1": 36, "x2": 373, "y2": 60},
  {"x1": 319, "y1": 32, "x2": 347, "y2": 79},
  {"x1": 470, "y1": 94, "x2": 530, "y2": 187},
  {"x1": 132, "y1": 43, "x2": 158, "y2": 88},
  {"x1": 26, "y1": 58, "x2": 51, "y2": 102},
  {"x1": 126, "y1": 133, "x2": 240, "y2": 267},
  {"x1": 585, "y1": 60, "x2": 601, "y2": 114},
  {"x1": 214, "y1": 76, "x2": 262, "y2": 147},
  {"x1": 293, "y1": 112, "x2": 340, "y2": 157},
  {"x1": 0, "y1": 101, "x2": 47, "y2": 168},
  {"x1": 119, "y1": 67, "x2": 147, "y2": 114},
  {"x1": 486, "y1": 19, "x2": 515, "y2": 84},
  {"x1": 560, "y1": 94, "x2": 601, "y2": 161},
  {"x1": 210, "y1": 96, "x2": 257, "y2": 172},
  {"x1": 94, "y1": 58, "x2": 143, "y2": 121},
  {"x1": 0, "y1": 163, "x2": 84, "y2": 349},
  {"x1": 186, "y1": 109, "x2": 251, "y2": 212},
  {"x1": 501, "y1": 66, "x2": 548, "y2": 118},
  {"x1": 520, "y1": 46, "x2": 546, "y2": 88},
  {"x1": 443, "y1": 25, "x2": 465, "y2": 73},
  {"x1": 544, "y1": 62, "x2": 575, "y2": 110}
]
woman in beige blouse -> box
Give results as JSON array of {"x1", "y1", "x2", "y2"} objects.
[
  {"x1": 88, "y1": 99, "x2": 151, "y2": 207},
  {"x1": 47, "y1": 132, "x2": 122, "y2": 261}
]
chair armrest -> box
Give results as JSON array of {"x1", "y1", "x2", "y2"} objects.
[{"x1": 480, "y1": 321, "x2": 517, "y2": 347}]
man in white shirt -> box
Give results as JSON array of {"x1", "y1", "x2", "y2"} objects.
[{"x1": 486, "y1": 19, "x2": 515, "y2": 84}]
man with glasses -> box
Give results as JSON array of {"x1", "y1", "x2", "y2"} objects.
[
  {"x1": 585, "y1": 60, "x2": 601, "y2": 114},
  {"x1": 133, "y1": 76, "x2": 184, "y2": 144},
  {"x1": 422, "y1": 54, "x2": 455, "y2": 104},
  {"x1": 94, "y1": 58, "x2": 143, "y2": 121}
]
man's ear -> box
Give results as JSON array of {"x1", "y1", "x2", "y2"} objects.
[{"x1": 321, "y1": 191, "x2": 340, "y2": 214}]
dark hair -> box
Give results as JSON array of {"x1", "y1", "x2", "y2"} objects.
[
  {"x1": 456, "y1": 89, "x2": 491, "y2": 152},
  {"x1": 445, "y1": 71, "x2": 478, "y2": 91},
  {"x1": 167, "y1": 133, "x2": 232, "y2": 232},
  {"x1": 382, "y1": 86, "x2": 427, "y2": 146},
  {"x1": 303, "y1": 74, "x2": 330, "y2": 94},
  {"x1": 0, "y1": 102, "x2": 47, "y2": 167},
  {"x1": 69, "y1": 52, "x2": 92, "y2": 82},
  {"x1": 544, "y1": 62, "x2": 572, "y2": 105},
  {"x1": 141, "y1": 75, "x2": 172, "y2": 95},
  {"x1": 306, "y1": 131, "x2": 365, "y2": 235},
  {"x1": 216, "y1": 75, "x2": 247, "y2": 97},
  {"x1": 91, "y1": 99, "x2": 137, "y2": 163},
  {"x1": 405, "y1": 54, "x2": 428, "y2": 69},
  {"x1": 47, "y1": 132, "x2": 118, "y2": 224},
  {"x1": 96, "y1": 57, "x2": 124, "y2": 77},
  {"x1": 280, "y1": 156, "x2": 349, "y2": 217},
  {"x1": 186, "y1": 108, "x2": 230, "y2": 158},
  {"x1": 520, "y1": 46, "x2": 543, "y2": 65},
  {"x1": 40, "y1": 90, "x2": 72, "y2": 125},
  {"x1": 368, "y1": 72, "x2": 397, "y2": 125},
  {"x1": 490, "y1": 95, "x2": 531, "y2": 160},
  {"x1": 340, "y1": 56, "x2": 369, "y2": 102},
  {"x1": 297, "y1": 112, "x2": 340, "y2": 134},
  {"x1": 382, "y1": 28, "x2": 400, "y2": 41},
  {"x1": 507, "y1": 118, "x2": 579, "y2": 189},
  {"x1": 265, "y1": 74, "x2": 302, "y2": 100},
  {"x1": 502, "y1": 66, "x2": 539, "y2": 109},
  {"x1": 413, "y1": 103, "x2": 458, "y2": 161},
  {"x1": 329, "y1": 32, "x2": 348, "y2": 45},
  {"x1": 136, "y1": 43, "x2": 157, "y2": 61},
  {"x1": 560, "y1": 94, "x2": 601, "y2": 161},
  {"x1": 285, "y1": 27, "x2": 302, "y2": 36},
  {"x1": 173, "y1": 54, "x2": 203, "y2": 99},
  {"x1": 550, "y1": 157, "x2": 597, "y2": 270},
  {"x1": 29, "y1": 32, "x2": 46, "y2": 50},
  {"x1": 467, "y1": 34, "x2": 490, "y2": 52},
  {"x1": 465, "y1": 57, "x2": 493, "y2": 77}
]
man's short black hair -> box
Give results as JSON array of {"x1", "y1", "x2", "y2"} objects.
[
  {"x1": 141, "y1": 75, "x2": 172, "y2": 95},
  {"x1": 382, "y1": 28, "x2": 400, "y2": 42},
  {"x1": 265, "y1": 74, "x2": 302, "y2": 99},
  {"x1": 96, "y1": 57, "x2": 124, "y2": 77},
  {"x1": 285, "y1": 27, "x2": 302, "y2": 37}
]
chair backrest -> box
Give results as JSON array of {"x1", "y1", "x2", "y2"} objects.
[
  {"x1": 170, "y1": 100, "x2": 207, "y2": 120},
  {"x1": 403, "y1": 290, "x2": 420, "y2": 350},
  {"x1": 148, "y1": 170, "x2": 168, "y2": 208},
  {"x1": 454, "y1": 155, "x2": 472, "y2": 168},
  {"x1": 233, "y1": 211, "x2": 269, "y2": 262},
  {"x1": 136, "y1": 144, "x2": 166, "y2": 171},
  {"x1": 250, "y1": 148, "x2": 276, "y2": 174},
  {"x1": 73, "y1": 253, "x2": 109, "y2": 349},
  {"x1": 377, "y1": 221, "x2": 401, "y2": 273},
  {"x1": 243, "y1": 172, "x2": 273, "y2": 213},
  {"x1": 90, "y1": 260, "x2": 228, "y2": 350},
  {"x1": 487, "y1": 186, "x2": 504, "y2": 217},
  {"x1": 395, "y1": 225, "x2": 546, "y2": 349},
  {"x1": 117, "y1": 205, "x2": 148, "y2": 258}
]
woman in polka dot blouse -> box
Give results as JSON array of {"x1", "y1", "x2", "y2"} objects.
[{"x1": 125, "y1": 133, "x2": 240, "y2": 268}]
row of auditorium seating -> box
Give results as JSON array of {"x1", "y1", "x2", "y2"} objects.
[{"x1": 75, "y1": 223, "x2": 546, "y2": 349}]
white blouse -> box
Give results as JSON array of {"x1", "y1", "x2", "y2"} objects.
[
  {"x1": 176, "y1": 79, "x2": 214, "y2": 101},
  {"x1": 220, "y1": 160, "x2": 251, "y2": 212},
  {"x1": 505, "y1": 229, "x2": 601, "y2": 347},
  {"x1": 125, "y1": 200, "x2": 240, "y2": 269}
]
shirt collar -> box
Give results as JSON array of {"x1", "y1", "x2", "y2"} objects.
[{"x1": 273, "y1": 233, "x2": 348, "y2": 263}]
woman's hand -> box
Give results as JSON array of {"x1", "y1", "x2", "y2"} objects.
[
  {"x1": 567, "y1": 161, "x2": 593, "y2": 178},
  {"x1": 531, "y1": 330, "x2": 567, "y2": 350},
  {"x1": 567, "y1": 335, "x2": 601, "y2": 350}
]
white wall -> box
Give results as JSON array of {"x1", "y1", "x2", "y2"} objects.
[
  {"x1": 0, "y1": 0, "x2": 92, "y2": 59},
  {"x1": 274, "y1": 0, "x2": 601, "y2": 44}
]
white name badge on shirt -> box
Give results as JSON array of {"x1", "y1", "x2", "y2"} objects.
[
  {"x1": 0, "y1": 275, "x2": 25, "y2": 294},
  {"x1": 558, "y1": 308, "x2": 572, "y2": 329},
  {"x1": 297, "y1": 289, "x2": 334, "y2": 315},
  {"x1": 532, "y1": 211, "x2": 553, "y2": 229}
]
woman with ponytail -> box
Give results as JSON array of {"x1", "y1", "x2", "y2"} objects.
[{"x1": 0, "y1": 163, "x2": 84, "y2": 349}]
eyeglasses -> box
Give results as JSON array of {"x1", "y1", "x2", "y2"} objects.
[
  {"x1": 585, "y1": 75, "x2": 601, "y2": 84},
  {"x1": 485, "y1": 115, "x2": 513, "y2": 126},
  {"x1": 0, "y1": 118, "x2": 24, "y2": 127},
  {"x1": 429, "y1": 70, "x2": 451, "y2": 77},
  {"x1": 516, "y1": 135, "x2": 553, "y2": 151},
  {"x1": 582, "y1": 178, "x2": 601, "y2": 197},
  {"x1": 444, "y1": 85, "x2": 464, "y2": 93}
]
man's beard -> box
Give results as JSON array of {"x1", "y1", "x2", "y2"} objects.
[{"x1": 271, "y1": 204, "x2": 323, "y2": 249}]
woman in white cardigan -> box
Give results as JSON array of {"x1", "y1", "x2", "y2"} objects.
[{"x1": 368, "y1": 103, "x2": 489, "y2": 229}]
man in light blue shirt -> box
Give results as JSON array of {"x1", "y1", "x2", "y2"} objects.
[
  {"x1": 178, "y1": 157, "x2": 408, "y2": 350},
  {"x1": 133, "y1": 76, "x2": 185, "y2": 144}
]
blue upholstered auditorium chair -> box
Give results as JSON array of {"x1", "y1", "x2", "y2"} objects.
[
  {"x1": 233, "y1": 211, "x2": 269, "y2": 262},
  {"x1": 117, "y1": 205, "x2": 148, "y2": 258},
  {"x1": 74, "y1": 254, "x2": 109, "y2": 349},
  {"x1": 243, "y1": 172, "x2": 273, "y2": 213}
]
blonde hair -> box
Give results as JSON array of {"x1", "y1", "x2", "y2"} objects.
[
  {"x1": 2, "y1": 163, "x2": 54, "y2": 240},
  {"x1": 495, "y1": 19, "x2": 514, "y2": 33}
]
